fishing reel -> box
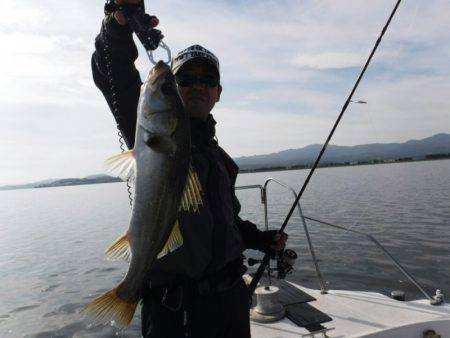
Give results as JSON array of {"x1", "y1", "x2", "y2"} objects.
[
  {"x1": 104, "y1": 0, "x2": 171, "y2": 64},
  {"x1": 248, "y1": 248, "x2": 297, "y2": 280},
  {"x1": 276, "y1": 248, "x2": 297, "y2": 279}
]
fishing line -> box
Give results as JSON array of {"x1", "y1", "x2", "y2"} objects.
[
  {"x1": 348, "y1": 1, "x2": 423, "y2": 235},
  {"x1": 249, "y1": 0, "x2": 404, "y2": 297},
  {"x1": 334, "y1": 15, "x2": 408, "y2": 240},
  {"x1": 406, "y1": 0, "x2": 420, "y2": 34},
  {"x1": 331, "y1": 102, "x2": 384, "y2": 241}
]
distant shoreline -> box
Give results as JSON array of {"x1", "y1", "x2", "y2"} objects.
[
  {"x1": 2, "y1": 133, "x2": 449, "y2": 191},
  {"x1": 0, "y1": 176, "x2": 121, "y2": 192},
  {"x1": 1, "y1": 156, "x2": 448, "y2": 192},
  {"x1": 238, "y1": 155, "x2": 450, "y2": 174}
]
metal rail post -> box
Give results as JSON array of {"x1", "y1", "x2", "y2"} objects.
[
  {"x1": 264, "y1": 178, "x2": 327, "y2": 294},
  {"x1": 303, "y1": 215, "x2": 442, "y2": 305}
]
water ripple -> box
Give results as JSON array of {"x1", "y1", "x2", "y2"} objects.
[
  {"x1": 0, "y1": 160, "x2": 448, "y2": 336},
  {"x1": 41, "y1": 283, "x2": 61, "y2": 293},
  {"x1": 9, "y1": 305, "x2": 40, "y2": 313}
]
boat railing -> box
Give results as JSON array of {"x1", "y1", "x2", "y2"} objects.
[{"x1": 236, "y1": 177, "x2": 444, "y2": 305}]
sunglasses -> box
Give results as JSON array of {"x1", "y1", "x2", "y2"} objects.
[{"x1": 175, "y1": 74, "x2": 220, "y2": 88}]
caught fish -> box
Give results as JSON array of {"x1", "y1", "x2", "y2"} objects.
[{"x1": 83, "y1": 61, "x2": 202, "y2": 326}]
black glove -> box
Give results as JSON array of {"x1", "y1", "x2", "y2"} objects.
[{"x1": 259, "y1": 230, "x2": 279, "y2": 257}]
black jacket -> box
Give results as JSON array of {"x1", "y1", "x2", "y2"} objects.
[{"x1": 92, "y1": 16, "x2": 269, "y2": 285}]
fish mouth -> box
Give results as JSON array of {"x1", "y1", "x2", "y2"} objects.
[{"x1": 148, "y1": 61, "x2": 172, "y2": 87}]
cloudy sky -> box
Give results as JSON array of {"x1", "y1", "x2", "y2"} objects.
[{"x1": 1, "y1": 0, "x2": 449, "y2": 185}]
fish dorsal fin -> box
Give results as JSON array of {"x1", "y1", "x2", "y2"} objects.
[
  {"x1": 157, "y1": 220, "x2": 183, "y2": 259},
  {"x1": 180, "y1": 164, "x2": 203, "y2": 212},
  {"x1": 104, "y1": 150, "x2": 136, "y2": 182},
  {"x1": 105, "y1": 233, "x2": 131, "y2": 261}
]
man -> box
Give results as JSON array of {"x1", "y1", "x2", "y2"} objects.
[{"x1": 92, "y1": 1, "x2": 287, "y2": 337}]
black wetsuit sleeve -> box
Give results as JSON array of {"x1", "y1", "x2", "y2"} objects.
[
  {"x1": 232, "y1": 190, "x2": 268, "y2": 251},
  {"x1": 92, "y1": 15, "x2": 142, "y2": 149}
]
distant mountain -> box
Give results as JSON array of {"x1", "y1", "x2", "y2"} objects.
[
  {"x1": 0, "y1": 175, "x2": 120, "y2": 191},
  {"x1": 0, "y1": 178, "x2": 59, "y2": 191},
  {"x1": 35, "y1": 175, "x2": 121, "y2": 188},
  {"x1": 84, "y1": 174, "x2": 109, "y2": 179},
  {"x1": 234, "y1": 133, "x2": 450, "y2": 170},
  {"x1": 1, "y1": 134, "x2": 449, "y2": 191}
]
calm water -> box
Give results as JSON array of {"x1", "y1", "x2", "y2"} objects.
[{"x1": 0, "y1": 160, "x2": 449, "y2": 337}]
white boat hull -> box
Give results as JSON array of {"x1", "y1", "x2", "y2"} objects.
[{"x1": 250, "y1": 281, "x2": 450, "y2": 337}]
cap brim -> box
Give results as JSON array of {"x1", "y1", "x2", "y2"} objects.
[{"x1": 173, "y1": 57, "x2": 220, "y2": 78}]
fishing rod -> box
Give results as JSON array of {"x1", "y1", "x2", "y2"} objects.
[{"x1": 248, "y1": 0, "x2": 403, "y2": 297}]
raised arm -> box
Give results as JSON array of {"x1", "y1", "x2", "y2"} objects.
[{"x1": 91, "y1": 2, "x2": 158, "y2": 148}]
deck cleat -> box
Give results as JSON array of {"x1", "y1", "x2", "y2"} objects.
[{"x1": 250, "y1": 285, "x2": 285, "y2": 323}]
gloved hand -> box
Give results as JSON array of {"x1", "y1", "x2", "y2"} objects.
[
  {"x1": 260, "y1": 230, "x2": 288, "y2": 256},
  {"x1": 113, "y1": 0, "x2": 159, "y2": 27}
]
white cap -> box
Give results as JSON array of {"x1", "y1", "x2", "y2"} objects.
[{"x1": 171, "y1": 44, "x2": 220, "y2": 77}]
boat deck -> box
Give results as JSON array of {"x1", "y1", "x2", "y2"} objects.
[{"x1": 250, "y1": 281, "x2": 450, "y2": 338}]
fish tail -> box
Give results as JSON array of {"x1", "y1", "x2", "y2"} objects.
[{"x1": 83, "y1": 287, "x2": 137, "y2": 327}]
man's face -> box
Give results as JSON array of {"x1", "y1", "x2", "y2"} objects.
[{"x1": 175, "y1": 60, "x2": 222, "y2": 120}]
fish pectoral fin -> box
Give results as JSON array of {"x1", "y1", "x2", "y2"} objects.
[
  {"x1": 105, "y1": 233, "x2": 131, "y2": 261},
  {"x1": 144, "y1": 134, "x2": 177, "y2": 155},
  {"x1": 82, "y1": 286, "x2": 137, "y2": 327},
  {"x1": 157, "y1": 220, "x2": 183, "y2": 259},
  {"x1": 104, "y1": 149, "x2": 136, "y2": 182},
  {"x1": 180, "y1": 163, "x2": 203, "y2": 213}
]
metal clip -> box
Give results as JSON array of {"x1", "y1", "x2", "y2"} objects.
[
  {"x1": 430, "y1": 289, "x2": 444, "y2": 305},
  {"x1": 161, "y1": 285, "x2": 183, "y2": 311},
  {"x1": 148, "y1": 40, "x2": 172, "y2": 65}
]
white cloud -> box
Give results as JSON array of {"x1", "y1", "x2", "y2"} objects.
[
  {"x1": 291, "y1": 52, "x2": 365, "y2": 70},
  {"x1": 0, "y1": 2, "x2": 48, "y2": 28},
  {"x1": 1, "y1": 0, "x2": 450, "y2": 184},
  {"x1": 214, "y1": 107, "x2": 332, "y2": 157}
]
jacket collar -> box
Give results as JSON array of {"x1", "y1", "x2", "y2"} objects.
[{"x1": 190, "y1": 114, "x2": 217, "y2": 147}]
